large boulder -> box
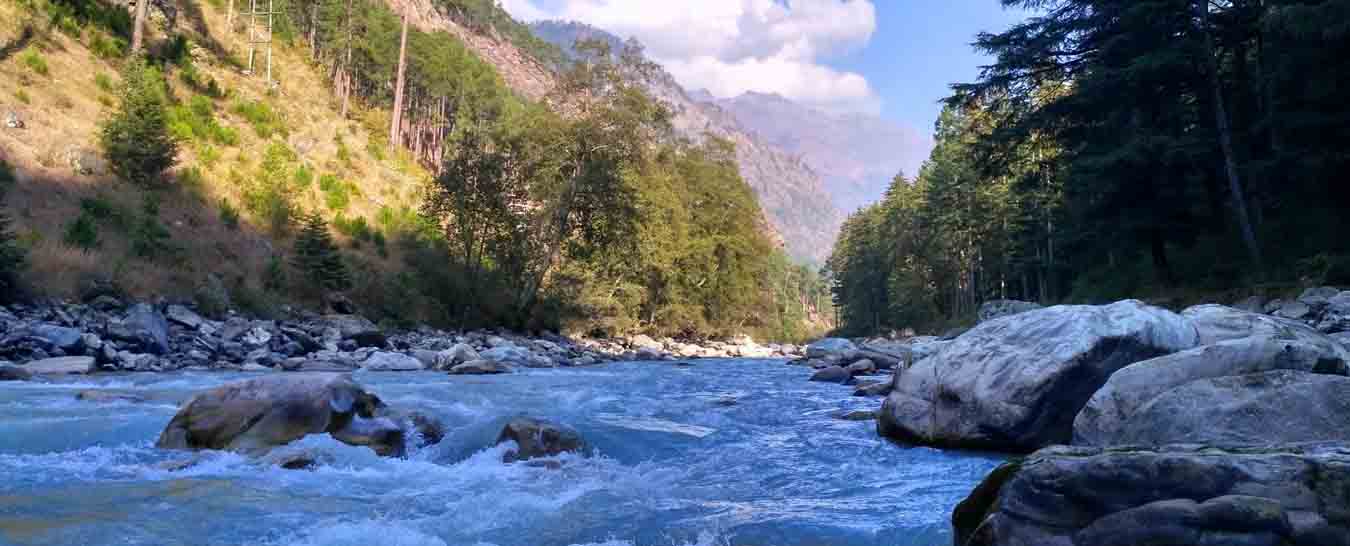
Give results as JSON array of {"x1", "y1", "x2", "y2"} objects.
[
  {"x1": 878, "y1": 300, "x2": 1198, "y2": 452},
  {"x1": 806, "y1": 338, "x2": 857, "y2": 359},
  {"x1": 29, "y1": 324, "x2": 85, "y2": 352},
  {"x1": 360, "y1": 352, "x2": 424, "y2": 372},
  {"x1": 156, "y1": 373, "x2": 405, "y2": 457},
  {"x1": 954, "y1": 444, "x2": 1350, "y2": 546},
  {"x1": 1318, "y1": 291, "x2": 1350, "y2": 333},
  {"x1": 1183, "y1": 304, "x2": 1350, "y2": 362},
  {"x1": 809, "y1": 365, "x2": 854, "y2": 384},
  {"x1": 1075, "y1": 337, "x2": 1349, "y2": 446},
  {"x1": 435, "y1": 343, "x2": 480, "y2": 370},
  {"x1": 107, "y1": 304, "x2": 171, "y2": 355},
  {"x1": 1098, "y1": 370, "x2": 1350, "y2": 447},
  {"x1": 495, "y1": 417, "x2": 585, "y2": 462},
  {"x1": 977, "y1": 300, "x2": 1044, "y2": 324},
  {"x1": 479, "y1": 346, "x2": 553, "y2": 368},
  {"x1": 24, "y1": 356, "x2": 96, "y2": 375},
  {"x1": 319, "y1": 315, "x2": 386, "y2": 348},
  {"x1": 449, "y1": 359, "x2": 510, "y2": 375}
]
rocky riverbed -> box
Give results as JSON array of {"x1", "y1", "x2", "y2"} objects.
[{"x1": 0, "y1": 299, "x2": 800, "y2": 381}]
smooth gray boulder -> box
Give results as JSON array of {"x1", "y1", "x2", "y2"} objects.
[
  {"x1": 1109, "y1": 370, "x2": 1350, "y2": 447},
  {"x1": 809, "y1": 365, "x2": 853, "y2": 384},
  {"x1": 319, "y1": 315, "x2": 386, "y2": 348},
  {"x1": 108, "y1": 304, "x2": 171, "y2": 355},
  {"x1": 361, "y1": 352, "x2": 423, "y2": 372},
  {"x1": 977, "y1": 300, "x2": 1044, "y2": 324},
  {"x1": 30, "y1": 324, "x2": 84, "y2": 352},
  {"x1": 435, "y1": 343, "x2": 480, "y2": 369},
  {"x1": 448, "y1": 359, "x2": 510, "y2": 375},
  {"x1": 1318, "y1": 291, "x2": 1350, "y2": 333},
  {"x1": 1075, "y1": 336, "x2": 1349, "y2": 446},
  {"x1": 1183, "y1": 304, "x2": 1350, "y2": 363},
  {"x1": 25, "y1": 356, "x2": 96, "y2": 375},
  {"x1": 156, "y1": 373, "x2": 405, "y2": 457},
  {"x1": 165, "y1": 304, "x2": 205, "y2": 329},
  {"x1": 496, "y1": 417, "x2": 585, "y2": 462},
  {"x1": 954, "y1": 444, "x2": 1350, "y2": 546},
  {"x1": 879, "y1": 300, "x2": 1198, "y2": 452},
  {"x1": 806, "y1": 338, "x2": 857, "y2": 359},
  {"x1": 480, "y1": 346, "x2": 552, "y2": 368}
]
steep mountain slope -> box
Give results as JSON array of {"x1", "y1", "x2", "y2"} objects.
[
  {"x1": 530, "y1": 20, "x2": 843, "y2": 263},
  {"x1": 713, "y1": 91, "x2": 933, "y2": 214}
]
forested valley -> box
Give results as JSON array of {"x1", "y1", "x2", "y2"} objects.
[
  {"x1": 0, "y1": 0, "x2": 833, "y2": 342},
  {"x1": 827, "y1": 0, "x2": 1350, "y2": 335}
]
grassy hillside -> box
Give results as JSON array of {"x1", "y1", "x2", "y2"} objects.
[{"x1": 0, "y1": 0, "x2": 428, "y2": 315}]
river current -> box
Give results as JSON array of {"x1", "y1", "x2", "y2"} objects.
[{"x1": 0, "y1": 359, "x2": 1002, "y2": 546}]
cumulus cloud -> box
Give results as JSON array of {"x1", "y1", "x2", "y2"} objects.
[{"x1": 502, "y1": 0, "x2": 882, "y2": 115}]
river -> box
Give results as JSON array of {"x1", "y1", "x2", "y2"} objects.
[{"x1": 0, "y1": 359, "x2": 1003, "y2": 546}]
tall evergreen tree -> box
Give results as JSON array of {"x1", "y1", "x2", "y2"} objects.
[{"x1": 292, "y1": 212, "x2": 351, "y2": 293}]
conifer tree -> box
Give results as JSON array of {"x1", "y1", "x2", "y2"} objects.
[
  {"x1": 100, "y1": 58, "x2": 177, "y2": 186},
  {"x1": 292, "y1": 212, "x2": 351, "y2": 293},
  {"x1": 0, "y1": 189, "x2": 25, "y2": 303}
]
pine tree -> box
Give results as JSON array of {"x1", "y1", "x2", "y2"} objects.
[
  {"x1": 292, "y1": 212, "x2": 351, "y2": 293},
  {"x1": 100, "y1": 57, "x2": 178, "y2": 186},
  {"x1": 0, "y1": 190, "x2": 26, "y2": 304}
]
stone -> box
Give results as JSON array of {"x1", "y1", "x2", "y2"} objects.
[
  {"x1": 853, "y1": 381, "x2": 893, "y2": 397},
  {"x1": 30, "y1": 324, "x2": 84, "y2": 352},
  {"x1": 156, "y1": 373, "x2": 405, "y2": 457},
  {"x1": 1273, "y1": 300, "x2": 1313, "y2": 321},
  {"x1": 108, "y1": 304, "x2": 171, "y2": 355},
  {"x1": 75, "y1": 390, "x2": 148, "y2": 404},
  {"x1": 449, "y1": 359, "x2": 510, "y2": 375},
  {"x1": 1075, "y1": 336, "x2": 1350, "y2": 446},
  {"x1": 954, "y1": 444, "x2": 1350, "y2": 546},
  {"x1": 319, "y1": 315, "x2": 386, "y2": 348},
  {"x1": 845, "y1": 359, "x2": 876, "y2": 375},
  {"x1": 361, "y1": 352, "x2": 423, "y2": 372},
  {"x1": 165, "y1": 304, "x2": 205, "y2": 329},
  {"x1": 24, "y1": 356, "x2": 96, "y2": 375},
  {"x1": 495, "y1": 417, "x2": 586, "y2": 462},
  {"x1": 381, "y1": 409, "x2": 445, "y2": 448},
  {"x1": 0, "y1": 364, "x2": 32, "y2": 381},
  {"x1": 835, "y1": 410, "x2": 877, "y2": 421},
  {"x1": 1299, "y1": 286, "x2": 1342, "y2": 307},
  {"x1": 435, "y1": 343, "x2": 480, "y2": 369},
  {"x1": 1317, "y1": 291, "x2": 1350, "y2": 333},
  {"x1": 480, "y1": 346, "x2": 552, "y2": 368},
  {"x1": 1098, "y1": 370, "x2": 1350, "y2": 447},
  {"x1": 627, "y1": 334, "x2": 663, "y2": 350},
  {"x1": 3, "y1": 110, "x2": 22, "y2": 129},
  {"x1": 878, "y1": 300, "x2": 1198, "y2": 453},
  {"x1": 240, "y1": 327, "x2": 273, "y2": 349},
  {"x1": 809, "y1": 365, "x2": 854, "y2": 384},
  {"x1": 1182, "y1": 304, "x2": 1350, "y2": 362},
  {"x1": 806, "y1": 338, "x2": 857, "y2": 359},
  {"x1": 977, "y1": 300, "x2": 1044, "y2": 323}
]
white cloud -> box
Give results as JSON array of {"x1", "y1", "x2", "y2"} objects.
[{"x1": 502, "y1": 0, "x2": 882, "y2": 115}]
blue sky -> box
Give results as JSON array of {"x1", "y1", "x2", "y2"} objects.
[
  {"x1": 501, "y1": 1, "x2": 1034, "y2": 134},
  {"x1": 832, "y1": 1, "x2": 1032, "y2": 132}
]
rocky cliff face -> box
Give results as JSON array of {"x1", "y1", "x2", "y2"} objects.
[{"x1": 713, "y1": 92, "x2": 932, "y2": 214}]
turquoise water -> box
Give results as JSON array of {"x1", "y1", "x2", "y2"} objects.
[{"x1": 0, "y1": 360, "x2": 1002, "y2": 546}]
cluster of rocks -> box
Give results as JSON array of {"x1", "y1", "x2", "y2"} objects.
[
  {"x1": 831, "y1": 290, "x2": 1350, "y2": 545},
  {"x1": 155, "y1": 372, "x2": 586, "y2": 468},
  {"x1": 0, "y1": 300, "x2": 800, "y2": 381}
]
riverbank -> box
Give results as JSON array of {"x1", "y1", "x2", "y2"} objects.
[{"x1": 0, "y1": 298, "x2": 802, "y2": 381}]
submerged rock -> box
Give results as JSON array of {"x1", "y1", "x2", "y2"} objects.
[
  {"x1": 809, "y1": 365, "x2": 854, "y2": 384},
  {"x1": 156, "y1": 373, "x2": 405, "y2": 457},
  {"x1": 955, "y1": 444, "x2": 1350, "y2": 546},
  {"x1": 76, "y1": 390, "x2": 149, "y2": 404},
  {"x1": 879, "y1": 300, "x2": 1198, "y2": 453},
  {"x1": 496, "y1": 417, "x2": 585, "y2": 462},
  {"x1": 449, "y1": 359, "x2": 510, "y2": 375},
  {"x1": 835, "y1": 410, "x2": 877, "y2": 421}
]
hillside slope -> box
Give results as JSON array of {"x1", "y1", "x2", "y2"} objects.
[{"x1": 530, "y1": 20, "x2": 843, "y2": 263}]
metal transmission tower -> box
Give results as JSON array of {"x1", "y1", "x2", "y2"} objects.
[{"x1": 245, "y1": 0, "x2": 277, "y2": 86}]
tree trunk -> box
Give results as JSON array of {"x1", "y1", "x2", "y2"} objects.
[
  {"x1": 1198, "y1": 0, "x2": 1263, "y2": 268},
  {"x1": 390, "y1": 14, "x2": 410, "y2": 148},
  {"x1": 131, "y1": 0, "x2": 151, "y2": 53}
]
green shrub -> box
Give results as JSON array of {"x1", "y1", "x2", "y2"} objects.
[
  {"x1": 177, "y1": 166, "x2": 205, "y2": 194},
  {"x1": 0, "y1": 160, "x2": 15, "y2": 187},
  {"x1": 263, "y1": 254, "x2": 286, "y2": 292},
  {"x1": 14, "y1": 90, "x2": 29, "y2": 104},
  {"x1": 100, "y1": 58, "x2": 178, "y2": 186},
  {"x1": 219, "y1": 198, "x2": 240, "y2": 229},
  {"x1": 292, "y1": 164, "x2": 314, "y2": 188},
  {"x1": 21, "y1": 50, "x2": 48, "y2": 76},
  {"x1": 242, "y1": 142, "x2": 299, "y2": 235},
  {"x1": 79, "y1": 196, "x2": 131, "y2": 230},
  {"x1": 333, "y1": 214, "x2": 373, "y2": 244},
  {"x1": 88, "y1": 34, "x2": 127, "y2": 60},
  {"x1": 318, "y1": 174, "x2": 351, "y2": 211},
  {"x1": 130, "y1": 196, "x2": 173, "y2": 259},
  {"x1": 166, "y1": 95, "x2": 237, "y2": 146},
  {"x1": 199, "y1": 144, "x2": 221, "y2": 167},
  {"x1": 63, "y1": 213, "x2": 100, "y2": 250},
  {"x1": 94, "y1": 73, "x2": 114, "y2": 92},
  {"x1": 230, "y1": 99, "x2": 286, "y2": 138},
  {"x1": 293, "y1": 212, "x2": 351, "y2": 293}
]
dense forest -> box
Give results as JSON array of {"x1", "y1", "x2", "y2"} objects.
[
  {"x1": 3, "y1": 0, "x2": 832, "y2": 341},
  {"x1": 828, "y1": 0, "x2": 1350, "y2": 336}
]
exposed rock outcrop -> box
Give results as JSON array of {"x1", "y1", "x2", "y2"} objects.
[{"x1": 495, "y1": 417, "x2": 586, "y2": 463}]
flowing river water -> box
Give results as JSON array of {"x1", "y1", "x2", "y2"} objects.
[{"x1": 0, "y1": 359, "x2": 1003, "y2": 546}]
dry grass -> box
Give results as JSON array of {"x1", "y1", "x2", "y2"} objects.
[{"x1": 0, "y1": 0, "x2": 435, "y2": 304}]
